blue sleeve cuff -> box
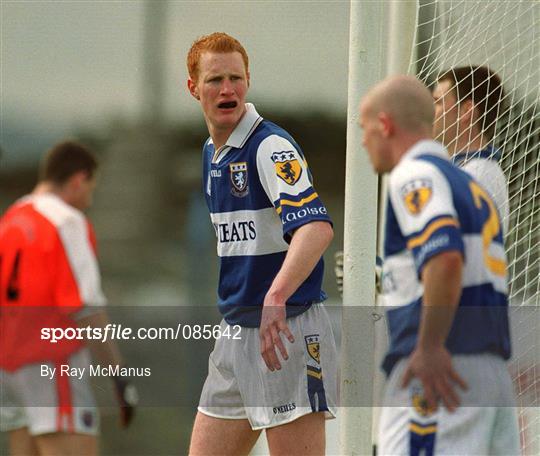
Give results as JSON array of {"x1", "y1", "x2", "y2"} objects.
[{"x1": 406, "y1": 217, "x2": 464, "y2": 275}]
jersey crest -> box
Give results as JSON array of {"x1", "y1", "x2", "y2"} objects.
[
  {"x1": 401, "y1": 178, "x2": 433, "y2": 215},
  {"x1": 271, "y1": 151, "x2": 303, "y2": 185},
  {"x1": 229, "y1": 162, "x2": 248, "y2": 197}
]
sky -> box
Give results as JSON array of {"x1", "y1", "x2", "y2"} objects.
[
  {"x1": 2, "y1": 1, "x2": 538, "y2": 168},
  {"x1": 1, "y1": 1, "x2": 351, "y2": 144}
]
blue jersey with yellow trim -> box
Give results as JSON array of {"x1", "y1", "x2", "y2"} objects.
[
  {"x1": 202, "y1": 104, "x2": 331, "y2": 327},
  {"x1": 381, "y1": 140, "x2": 510, "y2": 376}
]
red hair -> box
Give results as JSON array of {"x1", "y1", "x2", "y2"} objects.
[{"x1": 187, "y1": 32, "x2": 249, "y2": 82}]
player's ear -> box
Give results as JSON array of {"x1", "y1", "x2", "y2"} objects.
[
  {"x1": 246, "y1": 71, "x2": 251, "y2": 88},
  {"x1": 188, "y1": 78, "x2": 200, "y2": 100},
  {"x1": 460, "y1": 98, "x2": 475, "y2": 123},
  {"x1": 378, "y1": 112, "x2": 393, "y2": 137},
  {"x1": 75, "y1": 171, "x2": 88, "y2": 187},
  {"x1": 65, "y1": 171, "x2": 86, "y2": 193}
]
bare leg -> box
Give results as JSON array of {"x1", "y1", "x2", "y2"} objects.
[
  {"x1": 9, "y1": 428, "x2": 39, "y2": 456},
  {"x1": 189, "y1": 412, "x2": 261, "y2": 456},
  {"x1": 34, "y1": 433, "x2": 97, "y2": 456},
  {"x1": 266, "y1": 412, "x2": 325, "y2": 456}
]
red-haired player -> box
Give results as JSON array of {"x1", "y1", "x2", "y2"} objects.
[{"x1": 186, "y1": 33, "x2": 337, "y2": 455}]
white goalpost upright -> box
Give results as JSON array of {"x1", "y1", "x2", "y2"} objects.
[
  {"x1": 339, "y1": 1, "x2": 387, "y2": 454},
  {"x1": 371, "y1": 2, "x2": 419, "y2": 451},
  {"x1": 340, "y1": 0, "x2": 418, "y2": 453}
]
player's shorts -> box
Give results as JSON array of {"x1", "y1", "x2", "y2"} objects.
[
  {"x1": 378, "y1": 353, "x2": 520, "y2": 455},
  {"x1": 198, "y1": 303, "x2": 338, "y2": 430},
  {"x1": 0, "y1": 348, "x2": 99, "y2": 436}
]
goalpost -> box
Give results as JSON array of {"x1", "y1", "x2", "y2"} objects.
[{"x1": 342, "y1": 0, "x2": 539, "y2": 454}]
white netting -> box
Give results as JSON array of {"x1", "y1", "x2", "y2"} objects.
[{"x1": 411, "y1": 1, "x2": 539, "y2": 453}]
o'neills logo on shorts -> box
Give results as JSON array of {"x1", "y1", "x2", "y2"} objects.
[{"x1": 273, "y1": 402, "x2": 296, "y2": 414}]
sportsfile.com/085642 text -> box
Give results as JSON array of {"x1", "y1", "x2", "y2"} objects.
[{"x1": 40, "y1": 323, "x2": 242, "y2": 343}]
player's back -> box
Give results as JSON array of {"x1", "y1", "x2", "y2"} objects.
[
  {"x1": 382, "y1": 143, "x2": 510, "y2": 375},
  {"x1": 0, "y1": 194, "x2": 97, "y2": 370},
  {"x1": 418, "y1": 153, "x2": 507, "y2": 289}
]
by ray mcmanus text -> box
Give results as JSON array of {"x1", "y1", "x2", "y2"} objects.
[{"x1": 41, "y1": 364, "x2": 151, "y2": 380}]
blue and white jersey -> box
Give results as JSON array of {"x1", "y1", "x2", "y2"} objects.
[
  {"x1": 202, "y1": 103, "x2": 332, "y2": 327},
  {"x1": 382, "y1": 140, "x2": 511, "y2": 376}
]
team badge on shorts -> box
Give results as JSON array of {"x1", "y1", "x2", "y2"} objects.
[
  {"x1": 401, "y1": 178, "x2": 433, "y2": 215},
  {"x1": 230, "y1": 162, "x2": 249, "y2": 197},
  {"x1": 411, "y1": 386, "x2": 436, "y2": 417},
  {"x1": 82, "y1": 410, "x2": 95, "y2": 428},
  {"x1": 305, "y1": 334, "x2": 321, "y2": 365},
  {"x1": 271, "y1": 151, "x2": 303, "y2": 185},
  {"x1": 305, "y1": 333, "x2": 328, "y2": 412}
]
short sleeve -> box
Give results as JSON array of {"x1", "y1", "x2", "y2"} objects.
[
  {"x1": 86, "y1": 220, "x2": 98, "y2": 254},
  {"x1": 55, "y1": 217, "x2": 107, "y2": 312},
  {"x1": 256, "y1": 134, "x2": 332, "y2": 241},
  {"x1": 388, "y1": 160, "x2": 464, "y2": 275}
]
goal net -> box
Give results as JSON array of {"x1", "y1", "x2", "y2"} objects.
[{"x1": 411, "y1": 1, "x2": 539, "y2": 453}]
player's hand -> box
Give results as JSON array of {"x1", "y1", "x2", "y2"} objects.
[
  {"x1": 401, "y1": 346, "x2": 468, "y2": 413},
  {"x1": 259, "y1": 296, "x2": 295, "y2": 372},
  {"x1": 334, "y1": 252, "x2": 384, "y2": 296},
  {"x1": 113, "y1": 376, "x2": 139, "y2": 428}
]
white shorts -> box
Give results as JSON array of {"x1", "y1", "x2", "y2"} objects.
[
  {"x1": 378, "y1": 353, "x2": 520, "y2": 455},
  {"x1": 0, "y1": 348, "x2": 99, "y2": 436},
  {"x1": 198, "y1": 304, "x2": 338, "y2": 430}
]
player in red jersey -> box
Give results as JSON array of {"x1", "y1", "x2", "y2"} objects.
[{"x1": 0, "y1": 141, "x2": 136, "y2": 455}]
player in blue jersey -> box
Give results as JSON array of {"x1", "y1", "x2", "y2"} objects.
[
  {"x1": 433, "y1": 65, "x2": 509, "y2": 235},
  {"x1": 185, "y1": 33, "x2": 337, "y2": 455},
  {"x1": 336, "y1": 66, "x2": 510, "y2": 296},
  {"x1": 359, "y1": 75, "x2": 520, "y2": 455}
]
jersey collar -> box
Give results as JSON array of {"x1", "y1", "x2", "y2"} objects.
[
  {"x1": 209, "y1": 103, "x2": 263, "y2": 163},
  {"x1": 224, "y1": 103, "x2": 263, "y2": 149},
  {"x1": 451, "y1": 145, "x2": 501, "y2": 167},
  {"x1": 402, "y1": 139, "x2": 449, "y2": 162}
]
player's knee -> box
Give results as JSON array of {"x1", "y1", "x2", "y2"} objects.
[{"x1": 266, "y1": 412, "x2": 325, "y2": 455}]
